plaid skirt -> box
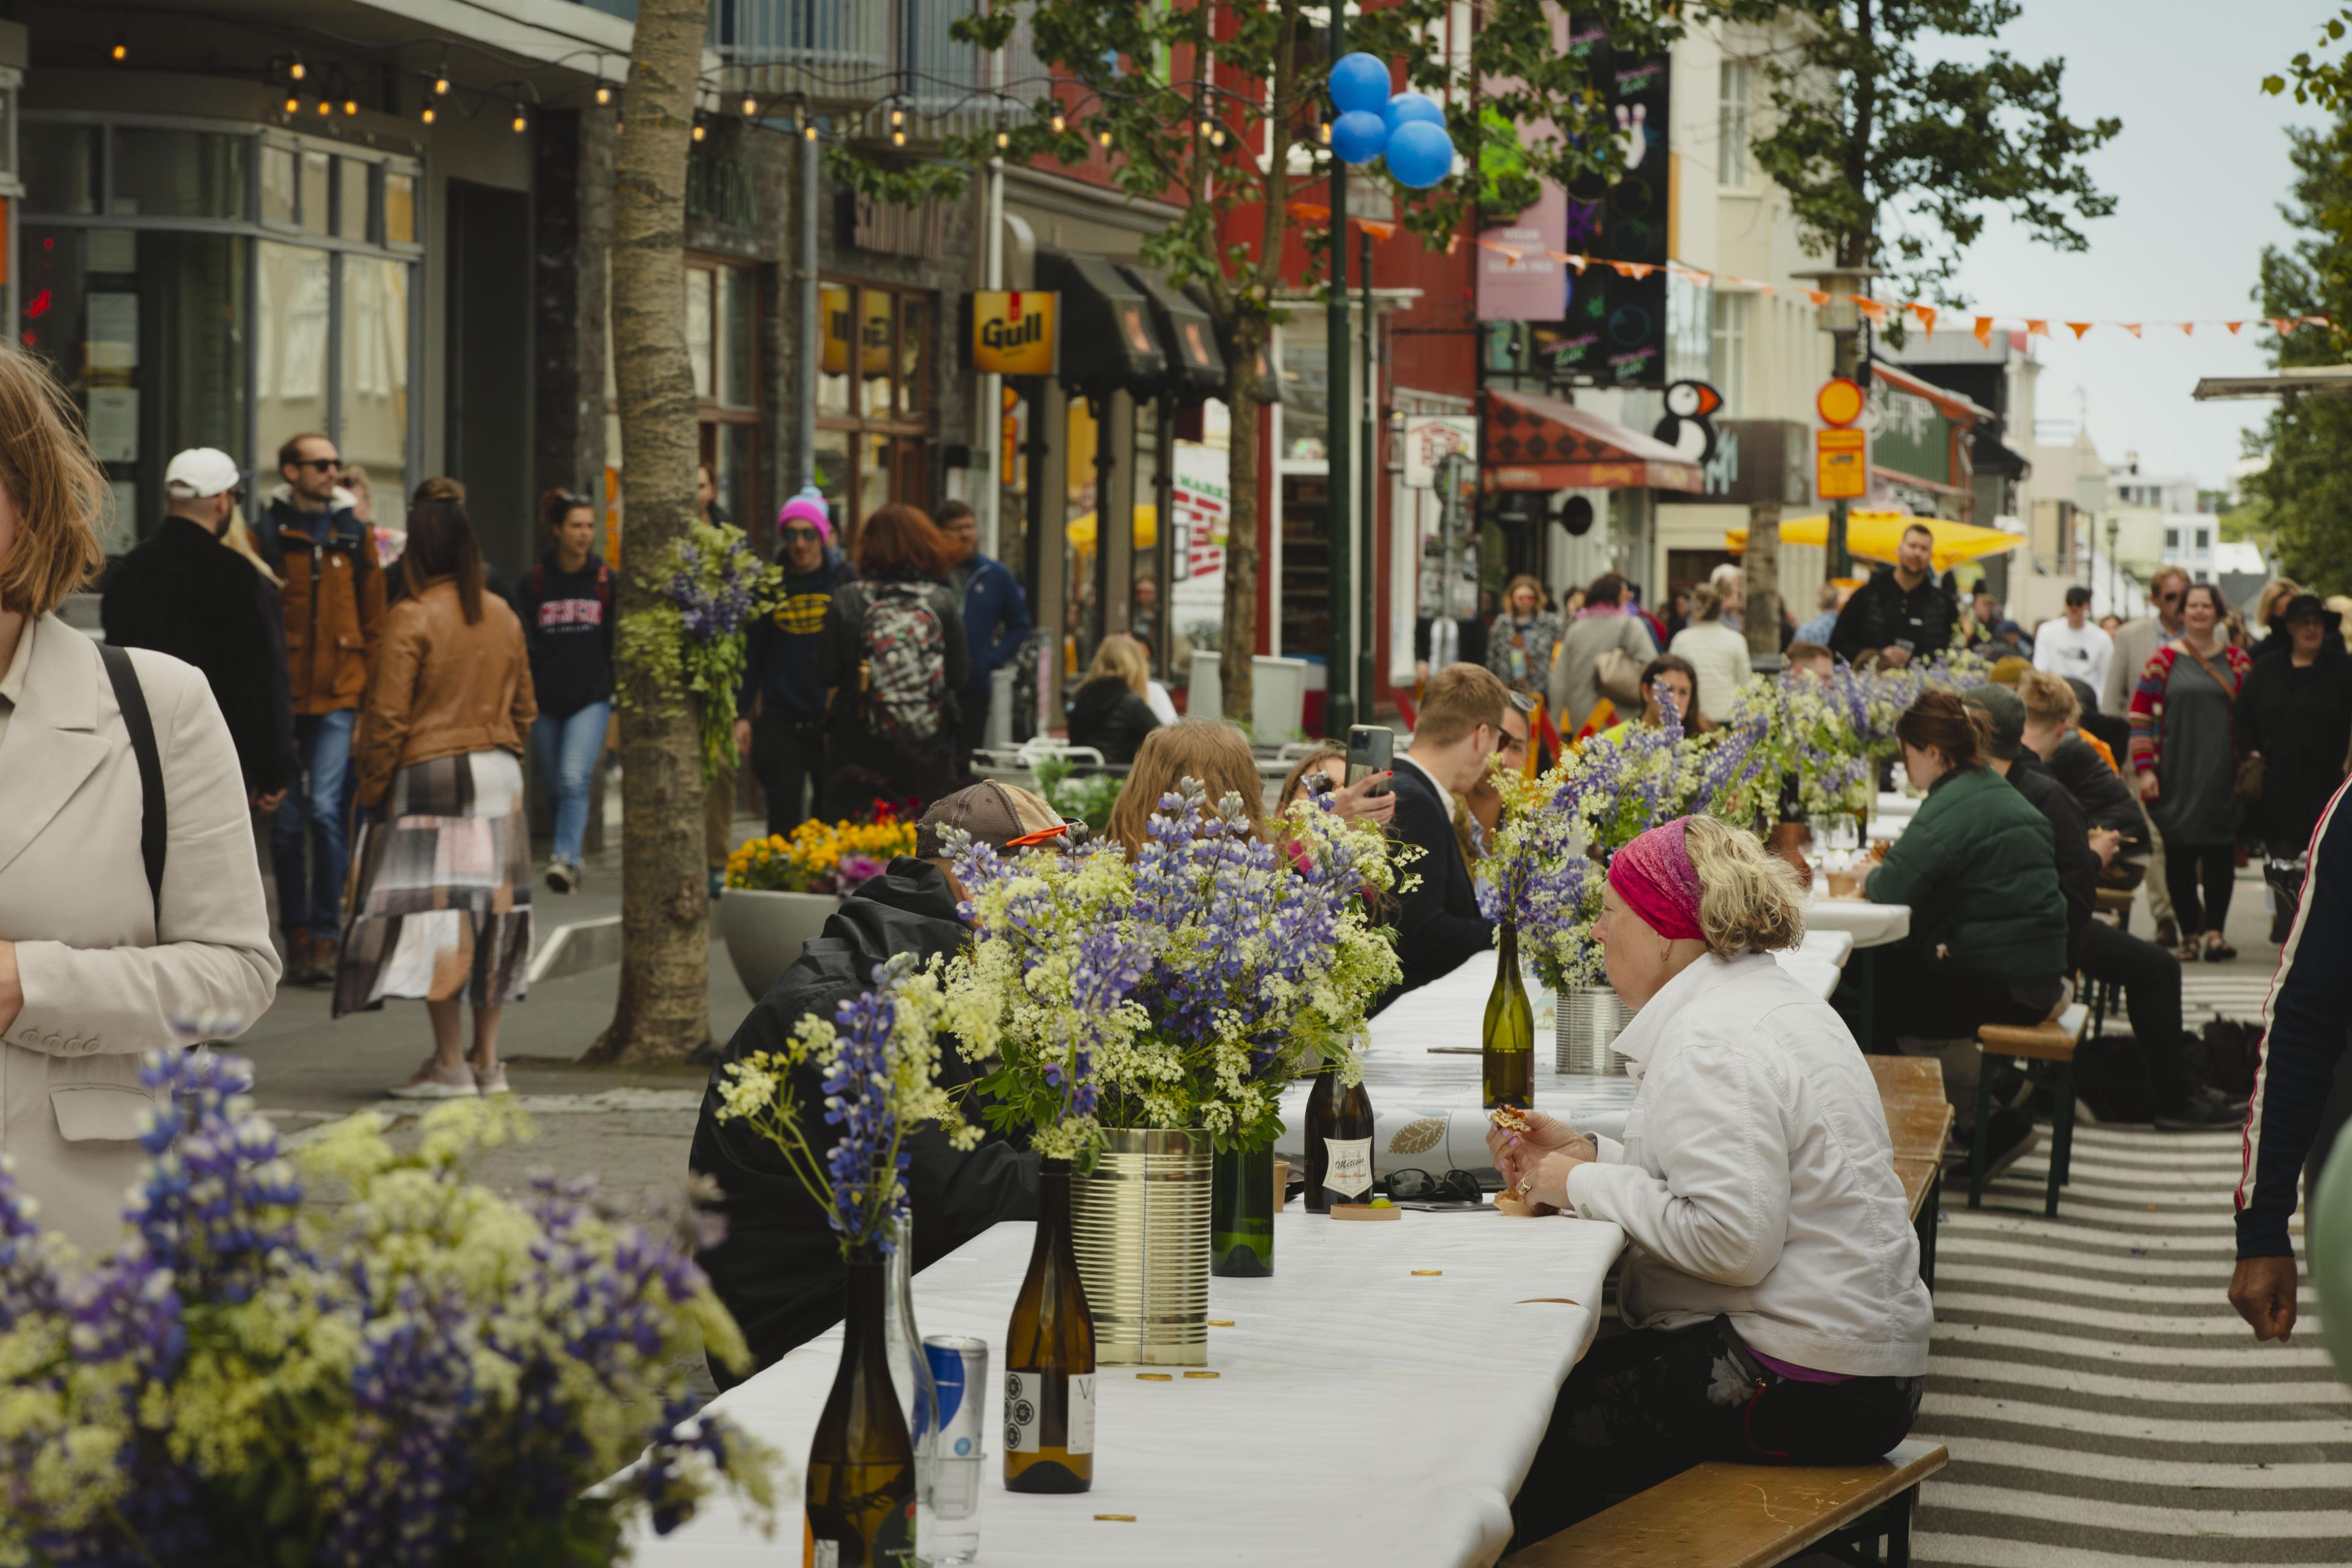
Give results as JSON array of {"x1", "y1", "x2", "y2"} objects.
[{"x1": 334, "y1": 750, "x2": 532, "y2": 1015}]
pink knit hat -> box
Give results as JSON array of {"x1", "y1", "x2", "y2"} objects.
[{"x1": 777, "y1": 485, "x2": 831, "y2": 541}]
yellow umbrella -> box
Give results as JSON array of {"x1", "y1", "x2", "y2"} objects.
[
  {"x1": 1065, "y1": 503, "x2": 1159, "y2": 553},
  {"x1": 1723, "y1": 511, "x2": 2023, "y2": 571}
]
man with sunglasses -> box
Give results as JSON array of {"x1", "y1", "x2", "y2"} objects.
[
  {"x1": 2105, "y1": 565, "x2": 2192, "y2": 946},
  {"x1": 1457, "y1": 688, "x2": 1536, "y2": 865},
  {"x1": 251, "y1": 432, "x2": 384, "y2": 986},
  {"x1": 100, "y1": 447, "x2": 294, "y2": 818},
  {"x1": 736, "y1": 488, "x2": 855, "y2": 835}
]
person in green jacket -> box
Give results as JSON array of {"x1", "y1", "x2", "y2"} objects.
[{"x1": 1866, "y1": 688, "x2": 2070, "y2": 1175}]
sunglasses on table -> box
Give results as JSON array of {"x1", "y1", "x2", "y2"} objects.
[{"x1": 1382, "y1": 1168, "x2": 1487, "y2": 1207}]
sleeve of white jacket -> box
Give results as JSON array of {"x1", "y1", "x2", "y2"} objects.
[
  {"x1": 13, "y1": 657, "x2": 282, "y2": 1052},
  {"x1": 1564, "y1": 1043, "x2": 1790, "y2": 1288}
]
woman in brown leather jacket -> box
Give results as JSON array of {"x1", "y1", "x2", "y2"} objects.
[{"x1": 337, "y1": 482, "x2": 537, "y2": 1098}]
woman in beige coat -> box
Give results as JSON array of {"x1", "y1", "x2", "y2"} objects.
[{"x1": 0, "y1": 347, "x2": 279, "y2": 1255}]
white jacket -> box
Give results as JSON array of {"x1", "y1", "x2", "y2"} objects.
[{"x1": 1564, "y1": 951, "x2": 1933, "y2": 1377}]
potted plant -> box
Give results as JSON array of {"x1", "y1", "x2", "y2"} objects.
[
  {"x1": 0, "y1": 1043, "x2": 775, "y2": 1565},
  {"x1": 719, "y1": 813, "x2": 918, "y2": 1000}
]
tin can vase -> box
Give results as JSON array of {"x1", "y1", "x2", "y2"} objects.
[
  {"x1": 1555, "y1": 986, "x2": 1635, "y2": 1077},
  {"x1": 1069, "y1": 1128, "x2": 1211, "y2": 1366}
]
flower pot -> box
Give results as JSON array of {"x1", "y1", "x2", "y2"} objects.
[
  {"x1": 719, "y1": 888, "x2": 841, "y2": 1001},
  {"x1": 1556, "y1": 986, "x2": 1634, "y2": 1076},
  {"x1": 1069, "y1": 1128, "x2": 1211, "y2": 1366},
  {"x1": 1209, "y1": 1144, "x2": 1275, "y2": 1278}
]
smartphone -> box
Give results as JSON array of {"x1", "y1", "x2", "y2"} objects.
[{"x1": 1346, "y1": 725, "x2": 1393, "y2": 795}]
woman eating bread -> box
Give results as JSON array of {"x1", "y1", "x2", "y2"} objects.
[{"x1": 1491, "y1": 816, "x2": 1932, "y2": 1542}]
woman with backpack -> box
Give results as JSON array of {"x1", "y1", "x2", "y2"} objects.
[
  {"x1": 514, "y1": 489, "x2": 615, "y2": 894},
  {"x1": 821, "y1": 503, "x2": 969, "y2": 818}
]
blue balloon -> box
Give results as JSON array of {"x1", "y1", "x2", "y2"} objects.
[
  {"x1": 1330, "y1": 110, "x2": 1389, "y2": 167},
  {"x1": 1383, "y1": 91, "x2": 1444, "y2": 136},
  {"x1": 1383, "y1": 118, "x2": 1455, "y2": 190},
  {"x1": 1329, "y1": 51, "x2": 1392, "y2": 116}
]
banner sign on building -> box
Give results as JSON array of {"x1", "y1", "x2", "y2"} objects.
[
  {"x1": 971, "y1": 290, "x2": 1058, "y2": 376},
  {"x1": 1543, "y1": 19, "x2": 1672, "y2": 388}
]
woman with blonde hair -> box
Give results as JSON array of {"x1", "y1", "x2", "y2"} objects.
[
  {"x1": 2250, "y1": 578, "x2": 2302, "y2": 661},
  {"x1": 0, "y1": 346, "x2": 279, "y2": 1251},
  {"x1": 1667, "y1": 583, "x2": 1751, "y2": 725},
  {"x1": 1066, "y1": 631, "x2": 1161, "y2": 764},
  {"x1": 1494, "y1": 815, "x2": 1929, "y2": 1538},
  {"x1": 1106, "y1": 718, "x2": 1265, "y2": 858}
]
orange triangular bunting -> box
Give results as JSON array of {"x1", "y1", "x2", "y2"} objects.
[
  {"x1": 2274, "y1": 317, "x2": 2298, "y2": 334},
  {"x1": 1853, "y1": 296, "x2": 1888, "y2": 319},
  {"x1": 2066, "y1": 322, "x2": 2092, "y2": 339},
  {"x1": 2226, "y1": 320, "x2": 2245, "y2": 334},
  {"x1": 2120, "y1": 322, "x2": 2143, "y2": 337},
  {"x1": 1807, "y1": 289, "x2": 1831, "y2": 306},
  {"x1": 1909, "y1": 304, "x2": 1938, "y2": 334},
  {"x1": 2026, "y1": 318, "x2": 2050, "y2": 337},
  {"x1": 2178, "y1": 322, "x2": 2195, "y2": 336},
  {"x1": 1973, "y1": 315, "x2": 1994, "y2": 346}
]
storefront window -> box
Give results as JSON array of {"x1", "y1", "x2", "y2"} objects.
[
  {"x1": 23, "y1": 124, "x2": 97, "y2": 216},
  {"x1": 261, "y1": 145, "x2": 297, "y2": 225},
  {"x1": 896, "y1": 296, "x2": 927, "y2": 418},
  {"x1": 718, "y1": 265, "x2": 753, "y2": 409},
  {"x1": 337, "y1": 159, "x2": 371, "y2": 241},
  {"x1": 861, "y1": 289, "x2": 894, "y2": 420},
  {"x1": 1280, "y1": 341, "x2": 1328, "y2": 461},
  {"x1": 255, "y1": 239, "x2": 331, "y2": 457},
  {"x1": 299, "y1": 151, "x2": 330, "y2": 236},
  {"x1": 818, "y1": 284, "x2": 851, "y2": 417},
  {"x1": 816, "y1": 279, "x2": 935, "y2": 535},
  {"x1": 685, "y1": 265, "x2": 714, "y2": 400},
  {"x1": 110, "y1": 129, "x2": 246, "y2": 220},
  {"x1": 341, "y1": 255, "x2": 410, "y2": 510},
  {"x1": 686, "y1": 256, "x2": 761, "y2": 536},
  {"x1": 383, "y1": 171, "x2": 416, "y2": 244}
]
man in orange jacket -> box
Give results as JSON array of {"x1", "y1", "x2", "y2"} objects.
[{"x1": 252, "y1": 432, "x2": 386, "y2": 985}]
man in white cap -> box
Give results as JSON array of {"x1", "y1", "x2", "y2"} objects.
[{"x1": 100, "y1": 447, "x2": 293, "y2": 817}]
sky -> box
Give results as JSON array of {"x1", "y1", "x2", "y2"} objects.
[{"x1": 1912, "y1": 0, "x2": 2334, "y2": 490}]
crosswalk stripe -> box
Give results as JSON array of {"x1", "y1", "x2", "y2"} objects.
[
  {"x1": 1926, "y1": 1357, "x2": 2351, "y2": 1404},
  {"x1": 1930, "y1": 1434, "x2": 2352, "y2": 1488},
  {"x1": 1918, "y1": 1531, "x2": 2349, "y2": 1568},
  {"x1": 1932, "y1": 1294, "x2": 2314, "y2": 1336},
  {"x1": 1933, "y1": 1265, "x2": 2293, "y2": 1308},
  {"x1": 1923, "y1": 1482, "x2": 2352, "y2": 1540},
  {"x1": 1935, "y1": 1239, "x2": 2242, "y2": 1275},
  {"x1": 1921, "y1": 1393, "x2": 2352, "y2": 1443},
  {"x1": 1933, "y1": 1322, "x2": 2336, "y2": 1369}
]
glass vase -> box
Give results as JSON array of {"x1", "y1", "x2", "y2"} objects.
[{"x1": 1209, "y1": 1143, "x2": 1275, "y2": 1278}]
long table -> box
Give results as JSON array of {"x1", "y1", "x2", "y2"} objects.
[{"x1": 625, "y1": 1208, "x2": 1628, "y2": 1567}]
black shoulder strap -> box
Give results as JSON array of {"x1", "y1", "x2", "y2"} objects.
[{"x1": 97, "y1": 642, "x2": 167, "y2": 923}]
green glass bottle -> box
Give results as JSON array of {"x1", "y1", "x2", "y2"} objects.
[
  {"x1": 804, "y1": 1256, "x2": 919, "y2": 1566},
  {"x1": 1210, "y1": 1143, "x2": 1275, "y2": 1276},
  {"x1": 1483, "y1": 924, "x2": 1535, "y2": 1109}
]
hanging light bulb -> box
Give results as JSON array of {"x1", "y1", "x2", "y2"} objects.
[
  {"x1": 891, "y1": 127, "x2": 907, "y2": 147},
  {"x1": 1317, "y1": 119, "x2": 1331, "y2": 145},
  {"x1": 1197, "y1": 119, "x2": 1212, "y2": 138},
  {"x1": 802, "y1": 121, "x2": 818, "y2": 141},
  {"x1": 512, "y1": 105, "x2": 528, "y2": 133},
  {"x1": 995, "y1": 129, "x2": 1009, "y2": 149},
  {"x1": 110, "y1": 32, "x2": 128, "y2": 62},
  {"x1": 434, "y1": 73, "x2": 450, "y2": 96},
  {"x1": 1210, "y1": 126, "x2": 1225, "y2": 147},
  {"x1": 1050, "y1": 111, "x2": 1066, "y2": 133},
  {"x1": 742, "y1": 94, "x2": 757, "y2": 118},
  {"x1": 421, "y1": 104, "x2": 436, "y2": 124},
  {"x1": 343, "y1": 97, "x2": 358, "y2": 116},
  {"x1": 1098, "y1": 128, "x2": 1112, "y2": 148},
  {"x1": 315, "y1": 99, "x2": 331, "y2": 116},
  {"x1": 890, "y1": 105, "x2": 905, "y2": 127},
  {"x1": 289, "y1": 58, "x2": 306, "y2": 82},
  {"x1": 595, "y1": 83, "x2": 612, "y2": 106},
  {"x1": 284, "y1": 92, "x2": 301, "y2": 115},
  {"x1": 692, "y1": 123, "x2": 706, "y2": 141}
]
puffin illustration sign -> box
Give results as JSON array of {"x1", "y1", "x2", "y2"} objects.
[{"x1": 973, "y1": 290, "x2": 1058, "y2": 375}]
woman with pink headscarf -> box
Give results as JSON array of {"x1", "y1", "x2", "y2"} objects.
[{"x1": 1492, "y1": 816, "x2": 1933, "y2": 1544}]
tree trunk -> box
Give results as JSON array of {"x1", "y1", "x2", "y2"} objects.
[
  {"x1": 584, "y1": 0, "x2": 713, "y2": 1066},
  {"x1": 1219, "y1": 306, "x2": 1271, "y2": 734},
  {"x1": 1743, "y1": 500, "x2": 1782, "y2": 660}
]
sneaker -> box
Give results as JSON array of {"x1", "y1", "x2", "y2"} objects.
[
  {"x1": 386, "y1": 1060, "x2": 480, "y2": 1100},
  {"x1": 546, "y1": 859, "x2": 578, "y2": 894},
  {"x1": 473, "y1": 1062, "x2": 511, "y2": 1096},
  {"x1": 2155, "y1": 1085, "x2": 2248, "y2": 1131},
  {"x1": 300, "y1": 937, "x2": 340, "y2": 988}
]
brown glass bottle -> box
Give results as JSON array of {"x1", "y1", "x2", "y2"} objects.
[
  {"x1": 1003, "y1": 1158, "x2": 1096, "y2": 1493},
  {"x1": 1316, "y1": 1071, "x2": 1376, "y2": 1208},
  {"x1": 805, "y1": 1258, "x2": 919, "y2": 1566},
  {"x1": 1302, "y1": 1067, "x2": 1336, "y2": 1214}
]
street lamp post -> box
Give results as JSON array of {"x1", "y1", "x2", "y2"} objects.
[
  {"x1": 1793, "y1": 265, "x2": 1879, "y2": 579},
  {"x1": 1325, "y1": 17, "x2": 1356, "y2": 740}
]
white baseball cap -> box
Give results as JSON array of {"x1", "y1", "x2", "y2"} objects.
[{"x1": 164, "y1": 447, "x2": 244, "y2": 499}]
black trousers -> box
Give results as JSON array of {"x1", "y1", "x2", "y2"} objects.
[
  {"x1": 2165, "y1": 841, "x2": 2237, "y2": 938},
  {"x1": 1509, "y1": 1321, "x2": 1924, "y2": 1548},
  {"x1": 750, "y1": 710, "x2": 826, "y2": 836},
  {"x1": 1872, "y1": 941, "x2": 2059, "y2": 1053},
  {"x1": 2078, "y1": 919, "x2": 2192, "y2": 1106}
]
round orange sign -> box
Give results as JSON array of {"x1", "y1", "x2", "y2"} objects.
[{"x1": 1816, "y1": 376, "x2": 1866, "y2": 428}]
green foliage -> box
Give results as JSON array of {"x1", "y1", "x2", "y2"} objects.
[
  {"x1": 2244, "y1": 105, "x2": 2352, "y2": 593},
  {"x1": 1033, "y1": 752, "x2": 1125, "y2": 833},
  {"x1": 2265, "y1": 9, "x2": 2352, "y2": 110},
  {"x1": 1746, "y1": 0, "x2": 2120, "y2": 301}
]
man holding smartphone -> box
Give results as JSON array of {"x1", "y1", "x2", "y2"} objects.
[{"x1": 1378, "y1": 663, "x2": 1509, "y2": 1012}]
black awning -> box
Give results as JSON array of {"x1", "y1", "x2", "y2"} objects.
[
  {"x1": 1185, "y1": 284, "x2": 1279, "y2": 405},
  {"x1": 1036, "y1": 250, "x2": 1166, "y2": 398},
  {"x1": 1118, "y1": 264, "x2": 1225, "y2": 401}
]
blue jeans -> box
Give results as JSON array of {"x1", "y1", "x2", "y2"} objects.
[
  {"x1": 270, "y1": 708, "x2": 355, "y2": 941},
  {"x1": 532, "y1": 701, "x2": 611, "y2": 865}
]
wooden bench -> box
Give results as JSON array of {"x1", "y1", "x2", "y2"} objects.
[
  {"x1": 1972, "y1": 1004, "x2": 2086, "y2": 1216},
  {"x1": 1867, "y1": 1057, "x2": 1951, "y2": 1289},
  {"x1": 1504, "y1": 1438, "x2": 1948, "y2": 1567}
]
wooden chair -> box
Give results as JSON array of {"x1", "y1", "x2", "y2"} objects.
[
  {"x1": 1504, "y1": 1439, "x2": 1948, "y2": 1568},
  {"x1": 2084, "y1": 888, "x2": 2138, "y2": 1036},
  {"x1": 1972, "y1": 1005, "x2": 2086, "y2": 1217}
]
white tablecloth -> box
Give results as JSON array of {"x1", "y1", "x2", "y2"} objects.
[
  {"x1": 1800, "y1": 898, "x2": 1911, "y2": 948},
  {"x1": 624, "y1": 1212, "x2": 1628, "y2": 1568}
]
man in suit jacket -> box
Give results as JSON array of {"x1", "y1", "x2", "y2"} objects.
[{"x1": 1379, "y1": 662, "x2": 1509, "y2": 1011}]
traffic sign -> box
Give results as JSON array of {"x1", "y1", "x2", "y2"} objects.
[
  {"x1": 1816, "y1": 426, "x2": 1868, "y2": 499},
  {"x1": 1816, "y1": 376, "x2": 1866, "y2": 428}
]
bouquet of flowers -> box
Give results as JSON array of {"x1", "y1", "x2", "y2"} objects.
[
  {"x1": 725, "y1": 813, "x2": 919, "y2": 895},
  {"x1": 943, "y1": 783, "x2": 1399, "y2": 1158},
  {"x1": 712, "y1": 952, "x2": 979, "y2": 1256},
  {"x1": 618, "y1": 521, "x2": 782, "y2": 788},
  {"x1": 0, "y1": 1046, "x2": 775, "y2": 1567}
]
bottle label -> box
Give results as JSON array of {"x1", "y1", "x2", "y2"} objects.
[
  {"x1": 1005, "y1": 1370, "x2": 1096, "y2": 1455},
  {"x1": 808, "y1": 1536, "x2": 839, "y2": 1568},
  {"x1": 1324, "y1": 1137, "x2": 1374, "y2": 1199}
]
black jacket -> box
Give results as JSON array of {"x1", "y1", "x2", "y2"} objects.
[
  {"x1": 2005, "y1": 750, "x2": 2100, "y2": 965},
  {"x1": 100, "y1": 516, "x2": 295, "y2": 796},
  {"x1": 690, "y1": 858, "x2": 1036, "y2": 1382},
  {"x1": 2046, "y1": 731, "x2": 2146, "y2": 843},
  {"x1": 1066, "y1": 677, "x2": 1161, "y2": 765},
  {"x1": 511, "y1": 551, "x2": 616, "y2": 719},
  {"x1": 2235, "y1": 646, "x2": 2352, "y2": 854},
  {"x1": 1829, "y1": 567, "x2": 1959, "y2": 668},
  {"x1": 1379, "y1": 757, "x2": 1493, "y2": 1011}
]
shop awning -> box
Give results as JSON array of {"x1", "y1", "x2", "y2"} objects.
[
  {"x1": 1066, "y1": 504, "x2": 1158, "y2": 553},
  {"x1": 1120, "y1": 265, "x2": 1225, "y2": 401},
  {"x1": 1480, "y1": 386, "x2": 1704, "y2": 493},
  {"x1": 1036, "y1": 251, "x2": 1166, "y2": 396},
  {"x1": 1722, "y1": 510, "x2": 2024, "y2": 571}
]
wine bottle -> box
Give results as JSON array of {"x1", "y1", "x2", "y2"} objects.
[
  {"x1": 1483, "y1": 924, "x2": 1535, "y2": 1110},
  {"x1": 806, "y1": 1259, "x2": 919, "y2": 1567},
  {"x1": 1004, "y1": 1158, "x2": 1096, "y2": 1494},
  {"x1": 1317, "y1": 1066, "x2": 1376, "y2": 1210},
  {"x1": 1302, "y1": 1067, "x2": 1338, "y2": 1215}
]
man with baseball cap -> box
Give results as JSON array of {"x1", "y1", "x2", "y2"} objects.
[
  {"x1": 101, "y1": 448, "x2": 295, "y2": 816},
  {"x1": 690, "y1": 781, "x2": 1066, "y2": 1379}
]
